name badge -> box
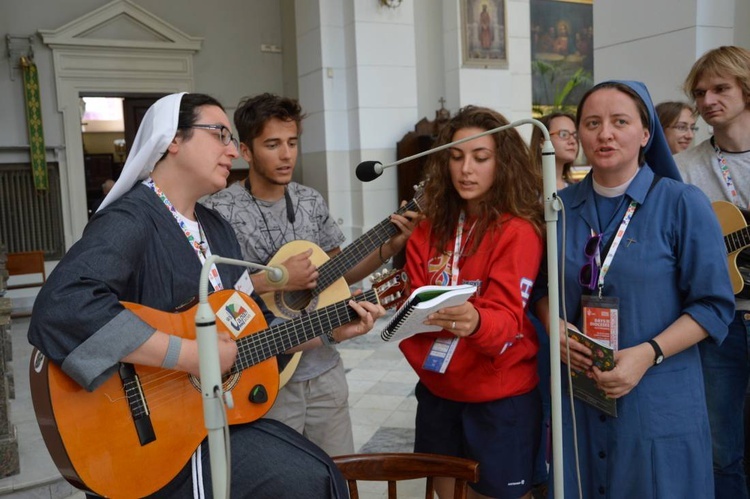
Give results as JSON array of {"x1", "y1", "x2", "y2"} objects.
[
  {"x1": 423, "y1": 337, "x2": 459, "y2": 373},
  {"x1": 234, "y1": 270, "x2": 255, "y2": 295},
  {"x1": 581, "y1": 295, "x2": 619, "y2": 351}
]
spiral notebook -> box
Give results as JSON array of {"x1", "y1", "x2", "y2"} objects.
[{"x1": 380, "y1": 284, "x2": 477, "y2": 342}]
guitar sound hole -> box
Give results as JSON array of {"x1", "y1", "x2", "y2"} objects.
[
  {"x1": 188, "y1": 372, "x2": 241, "y2": 393},
  {"x1": 284, "y1": 289, "x2": 313, "y2": 311}
]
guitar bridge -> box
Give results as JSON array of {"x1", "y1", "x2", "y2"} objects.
[{"x1": 119, "y1": 363, "x2": 156, "y2": 446}]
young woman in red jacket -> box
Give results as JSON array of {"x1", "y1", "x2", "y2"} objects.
[{"x1": 401, "y1": 105, "x2": 545, "y2": 499}]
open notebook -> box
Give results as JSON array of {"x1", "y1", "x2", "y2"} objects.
[{"x1": 380, "y1": 284, "x2": 477, "y2": 342}]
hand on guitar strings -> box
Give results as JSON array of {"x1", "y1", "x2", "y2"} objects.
[
  {"x1": 329, "y1": 300, "x2": 386, "y2": 343},
  {"x1": 383, "y1": 201, "x2": 424, "y2": 257},
  {"x1": 282, "y1": 248, "x2": 319, "y2": 290}
]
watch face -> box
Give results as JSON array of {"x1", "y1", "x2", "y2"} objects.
[{"x1": 655, "y1": 354, "x2": 664, "y2": 365}]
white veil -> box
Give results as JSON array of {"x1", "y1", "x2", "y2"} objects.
[{"x1": 96, "y1": 92, "x2": 187, "y2": 211}]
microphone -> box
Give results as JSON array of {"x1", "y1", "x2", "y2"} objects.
[
  {"x1": 195, "y1": 255, "x2": 288, "y2": 499},
  {"x1": 355, "y1": 118, "x2": 553, "y2": 182},
  {"x1": 355, "y1": 161, "x2": 384, "y2": 182}
]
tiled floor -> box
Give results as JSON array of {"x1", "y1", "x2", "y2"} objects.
[{"x1": 1, "y1": 312, "x2": 427, "y2": 499}]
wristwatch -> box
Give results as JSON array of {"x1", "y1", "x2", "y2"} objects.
[{"x1": 647, "y1": 339, "x2": 664, "y2": 366}]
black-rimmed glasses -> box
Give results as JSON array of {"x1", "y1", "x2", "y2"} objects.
[
  {"x1": 579, "y1": 233, "x2": 602, "y2": 290},
  {"x1": 180, "y1": 124, "x2": 239, "y2": 150},
  {"x1": 550, "y1": 129, "x2": 578, "y2": 140}
]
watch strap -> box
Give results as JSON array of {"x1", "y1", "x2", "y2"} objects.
[{"x1": 646, "y1": 339, "x2": 664, "y2": 365}]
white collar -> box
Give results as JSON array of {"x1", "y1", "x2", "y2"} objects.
[{"x1": 592, "y1": 170, "x2": 637, "y2": 198}]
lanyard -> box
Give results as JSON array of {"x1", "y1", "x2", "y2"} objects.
[
  {"x1": 450, "y1": 210, "x2": 476, "y2": 285},
  {"x1": 144, "y1": 178, "x2": 223, "y2": 291},
  {"x1": 713, "y1": 138, "x2": 743, "y2": 207},
  {"x1": 593, "y1": 200, "x2": 638, "y2": 297}
]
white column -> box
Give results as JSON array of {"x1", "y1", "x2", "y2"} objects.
[{"x1": 295, "y1": 0, "x2": 418, "y2": 243}]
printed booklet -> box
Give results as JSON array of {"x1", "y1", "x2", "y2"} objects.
[{"x1": 566, "y1": 326, "x2": 617, "y2": 417}]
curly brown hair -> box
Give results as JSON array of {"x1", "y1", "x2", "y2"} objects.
[{"x1": 422, "y1": 105, "x2": 544, "y2": 255}]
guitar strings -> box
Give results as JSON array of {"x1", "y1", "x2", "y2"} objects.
[
  {"x1": 314, "y1": 198, "x2": 421, "y2": 290},
  {"x1": 132, "y1": 301, "x2": 364, "y2": 413},
  {"x1": 102, "y1": 370, "x2": 185, "y2": 409},
  {"x1": 111, "y1": 291, "x2": 380, "y2": 413},
  {"x1": 234, "y1": 298, "x2": 366, "y2": 370}
]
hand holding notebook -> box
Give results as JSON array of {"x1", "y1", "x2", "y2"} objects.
[{"x1": 380, "y1": 284, "x2": 477, "y2": 342}]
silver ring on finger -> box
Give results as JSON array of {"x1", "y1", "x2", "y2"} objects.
[{"x1": 451, "y1": 321, "x2": 456, "y2": 329}]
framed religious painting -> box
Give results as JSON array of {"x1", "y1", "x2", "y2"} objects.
[
  {"x1": 460, "y1": 0, "x2": 508, "y2": 69},
  {"x1": 530, "y1": 0, "x2": 593, "y2": 112}
]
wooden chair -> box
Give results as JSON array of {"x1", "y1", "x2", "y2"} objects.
[
  {"x1": 333, "y1": 452, "x2": 479, "y2": 499},
  {"x1": 6, "y1": 251, "x2": 46, "y2": 290}
]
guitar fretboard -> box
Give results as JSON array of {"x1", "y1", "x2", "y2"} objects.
[
  {"x1": 281, "y1": 194, "x2": 422, "y2": 311},
  {"x1": 316, "y1": 197, "x2": 422, "y2": 292},
  {"x1": 725, "y1": 226, "x2": 750, "y2": 254},
  {"x1": 232, "y1": 289, "x2": 378, "y2": 372}
]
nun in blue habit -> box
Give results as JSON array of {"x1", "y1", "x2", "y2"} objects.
[{"x1": 537, "y1": 80, "x2": 735, "y2": 498}]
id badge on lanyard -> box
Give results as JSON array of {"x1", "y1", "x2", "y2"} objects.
[
  {"x1": 422, "y1": 211, "x2": 472, "y2": 374},
  {"x1": 581, "y1": 295, "x2": 619, "y2": 351},
  {"x1": 580, "y1": 200, "x2": 636, "y2": 352}
]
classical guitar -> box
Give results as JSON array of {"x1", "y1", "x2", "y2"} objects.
[
  {"x1": 29, "y1": 270, "x2": 409, "y2": 499},
  {"x1": 713, "y1": 200, "x2": 750, "y2": 295},
  {"x1": 263, "y1": 183, "x2": 424, "y2": 386}
]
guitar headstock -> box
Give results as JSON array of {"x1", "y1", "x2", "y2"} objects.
[
  {"x1": 396, "y1": 181, "x2": 426, "y2": 216},
  {"x1": 370, "y1": 268, "x2": 410, "y2": 310},
  {"x1": 412, "y1": 181, "x2": 426, "y2": 213}
]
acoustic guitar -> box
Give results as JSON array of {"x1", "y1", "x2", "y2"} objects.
[
  {"x1": 263, "y1": 184, "x2": 424, "y2": 386},
  {"x1": 29, "y1": 270, "x2": 409, "y2": 499},
  {"x1": 713, "y1": 200, "x2": 750, "y2": 295}
]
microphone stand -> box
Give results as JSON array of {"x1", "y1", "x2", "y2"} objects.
[
  {"x1": 539, "y1": 130, "x2": 565, "y2": 499},
  {"x1": 195, "y1": 255, "x2": 286, "y2": 499},
  {"x1": 357, "y1": 118, "x2": 564, "y2": 498}
]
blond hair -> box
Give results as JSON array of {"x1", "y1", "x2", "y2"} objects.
[{"x1": 683, "y1": 46, "x2": 750, "y2": 102}]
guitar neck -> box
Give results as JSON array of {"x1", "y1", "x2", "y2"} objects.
[
  {"x1": 233, "y1": 289, "x2": 377, "y2": 371},
  {"x1": 726, "y1": 226, "x2": 750, "y2": 254},
  {"x1": 315, "y1": 198, "x2": 421, "y2": 291}
]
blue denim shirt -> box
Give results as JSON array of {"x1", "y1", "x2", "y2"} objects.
[{"x1": 28, "y1": 184, "x2": 274, "y2": 391}]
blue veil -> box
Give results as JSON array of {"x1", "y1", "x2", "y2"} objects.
[{"x1": 593, "y1": 80, "x2": 682, "y2": 182}]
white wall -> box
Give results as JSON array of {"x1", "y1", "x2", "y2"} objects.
[
  {"x1": 594, "y1": 0, "x2": 749, "y2": 104},
  {"x1": 0, "y1": 0, "x2": 287, "y2": 157},
  {"x1": 414, "y1": 0, "x2": 446, "y2": 120}
]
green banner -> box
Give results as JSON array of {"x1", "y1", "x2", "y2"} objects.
[{"x1": 21, "y1": 56, "x2": 48, "y2": 191}]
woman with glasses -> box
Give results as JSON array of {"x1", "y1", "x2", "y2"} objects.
[
  {"x1": 656, "y1": 101, "x2": 699, "y2": 154},
  {"x1": 530, "y1": 111, "x2": 580, "y2": 190},
  {"x1": 534, "y1": 81, "x2": 734, "y2": 498},
  {"x1": 28, "y1": 93, "x2": 382, "y2": 498},
  {"x1": 400, "y1": 105, "x2": 545, "y2": 499}
]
